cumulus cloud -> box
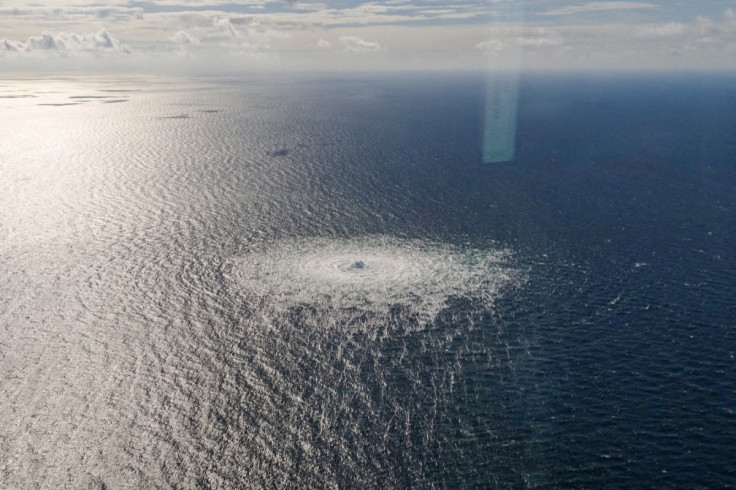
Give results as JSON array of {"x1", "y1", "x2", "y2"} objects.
[
  {"x1": 184, "y1": 15, "x2": 290, "y2": 60},
  {"x1": 317, "y1": 38, "x2": 331, "y2": 49},
  {"x1": 1, "y1": 39, "x2": 25, "y2": 51},
  {"x1": 171, "y1": 30, "x2": 200, "y2": 45},
  {"x1": 0, "y1": 29, "x2": 131, "y2": 56},
  {"x1": 213, "y1": 16, "x2": 242, "y2": 39},
  {"x1": 339, "y1": 36, "x2": 381, "y2": 52}
]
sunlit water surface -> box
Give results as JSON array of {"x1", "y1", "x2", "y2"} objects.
[{"x1": 1, "y1": 73, "x2": 735, "y2": 488}]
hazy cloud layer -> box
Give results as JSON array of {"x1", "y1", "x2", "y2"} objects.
[
  {"x1": 476, "y1": 9, "x2": 736, "y2": 70},
  {"x1": 1, "y1": 1, "x2": 735, "y2": 70},
  {"x1": 542, "y1": 2, "x2": 658, "y2": 16}
]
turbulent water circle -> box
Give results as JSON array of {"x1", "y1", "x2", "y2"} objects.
[{"x1": 231, "y1": 236, "x2": 520, "y2": 321}]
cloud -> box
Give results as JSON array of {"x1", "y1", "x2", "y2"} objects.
[
  {"x1": 0, "y1": 5, "x2": 144, "y2": 24},
  {"x1": 171, "y1": 30, "x2": 200, "y2": 45},
  {"x1": 92, "y1": 6, "x2": 144, "y2": 21},
  {"x1": 476, "y1": 39, "x2": 507, "y2": 53},
  {"x1": 1, "y1": 1, "x2": 735, "y2": 70},
  {"x1": 1, "y1": 39, "x2": 25, "y2": 52},
  {"x1": 339, "y1": 36, "x2": 381, "y2": 52},
  {"x1": 213, "y1": 16, "x2": 242, "y2": 39},
  {"x1": 0, "y1": 29, "x2": 131, "y2": 56},
  {"x1": 543, "y1": 2, "x2": 658, "y2": 16},
  {"x1": 519, "y1": 30, "x2": 564, "y2": 47},
  {"x1": 464, "y1": 7, "x2": 736, "y2": 70},
  {"x1": 637, "y1": 22, "x2": 685, "y2": 38},
  {"x1": 477, "y1": 29, "x2": 563, "y2": 52},
  {"x1": 632, "y1": 13, "x2": 736, "y2": 47}
]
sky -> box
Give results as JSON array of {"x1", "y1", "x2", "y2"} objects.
[{"x1": 1, "y1": 0, "x2": 736, "y2": 71}]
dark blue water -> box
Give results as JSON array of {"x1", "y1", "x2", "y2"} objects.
[
  {"x1": 497, "y1": 73, "x2": 736, "y2": 487},
  {"x1": 301, "y1": 72, "x2": 736, "y2": 487},
  {"x1": 2, "y1": 72, "x2": 735, "y2": 487}
]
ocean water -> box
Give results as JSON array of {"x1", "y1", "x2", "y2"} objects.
[{"x1": 1, "y1": 72, "x2": 735, "y2": 488}]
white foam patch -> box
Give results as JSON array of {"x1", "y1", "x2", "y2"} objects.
[{"x1": 230, "y1": 236, "x2": 521, "y2": 322}]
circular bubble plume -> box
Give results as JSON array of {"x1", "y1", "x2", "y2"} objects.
[{"x1": 229, "y1": 236, "x2": 521, "y2": 323}]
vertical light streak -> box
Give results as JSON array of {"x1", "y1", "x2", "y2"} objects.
[{"x1": 483, "y1": 1, "x2": 525, "y2": 163}]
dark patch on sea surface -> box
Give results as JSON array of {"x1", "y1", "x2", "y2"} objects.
[
  {"x1": 36, "y1": 102, "x2": 83, "y2": 106},
  {"x1": 70, "y1": 95, "x2": 114, "y2": 99}
]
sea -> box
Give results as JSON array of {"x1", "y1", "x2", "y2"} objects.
[{"x1": 1, "y1": 71, "x2": 735, "y2": 488}]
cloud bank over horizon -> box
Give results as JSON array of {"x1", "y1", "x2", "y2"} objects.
[
  {"x1": 1, "y1": 1, "x2": 735, "y2": 71},
  {"x1": 1, "y1": 30, "x2": 131, "y2": 56}
]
